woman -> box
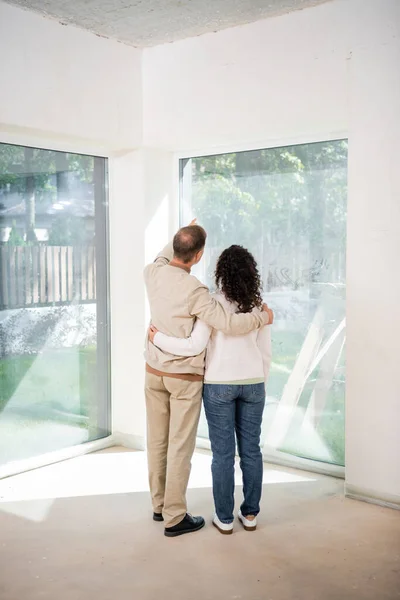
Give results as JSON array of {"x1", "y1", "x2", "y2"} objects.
[{"x1": 149, "y1": 245, "x2": 272, "y2": 535}]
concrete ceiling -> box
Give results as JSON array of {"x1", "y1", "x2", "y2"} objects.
[{"x1": 5, "y1": 0, "x2": 332, "y2": 47}]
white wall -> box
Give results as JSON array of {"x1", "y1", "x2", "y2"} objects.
[
  {"x1": 142, "y1": 0, "x2": 400, "y2": 505},
  {"x1": 110, "y1": 148, "x2": 175, "y2": 446},
  {"x1": 143, "y1": 7, "x2": 346, "y2": 151},
  {"x1": 0, "y1": 2, "x2": 142, "y2": 150},
  {"x1": 109, "y1": 151, "x2": 146, "y2": 445},
  {"x1": 346, "y1": 38, "x2": 400, "y2": 506},
  {"x1": 143, "y1": 0, "x2": 398, "y2": 153}
]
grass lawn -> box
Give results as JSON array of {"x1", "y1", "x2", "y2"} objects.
[
  {"x1": 268, "y1": 330, "x2": 345, "y2": 466},
  {"x1": 0, "y1": 346, "x2": 97, "y2": 424},
  {"x1": 1, "y1": 329, "x2": 345, "y2": 467},
  {"x1": 199, "y1": 329, "x2": 345, "y2": 466}
]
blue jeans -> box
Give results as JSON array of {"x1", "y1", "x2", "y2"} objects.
[{"x1": 203, "y1": 383, "x2": 265, "y2": 524}]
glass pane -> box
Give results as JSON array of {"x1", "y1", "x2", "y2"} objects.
[
  {"x1": 0, "y1": 144, "x2": 110, "y2": 468},
  {"x1": 180, "y1": 140, "x2": 347, "y2": 466}
]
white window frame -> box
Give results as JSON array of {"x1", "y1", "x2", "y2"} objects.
[
  {"x1": 175, "y1": 131, "x2": 347, "y2": 479},
  {"x1": 0, "y1": 131, "x2": 113, "y2": 479}
]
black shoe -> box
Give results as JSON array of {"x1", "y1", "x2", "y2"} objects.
[
  {"x1": 164, "y1": 513, "x2": 205, "y2": 538},
  {"x1": 153, "y1": 512, "x2": 164, "y2": 522}
]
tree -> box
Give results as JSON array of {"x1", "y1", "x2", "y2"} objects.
[
  {"x1": 24, "y1": 147, "x2": 37, "y2": 243},
  {"x1": 56, "y1": 151, "x2": 69, "y2": 204},
  {"x1": 189, "y1": 140, "x2": 348, "y2": 291},
  {"x1": 1, "y1": 144, "x2": 96, "y2": 246}
]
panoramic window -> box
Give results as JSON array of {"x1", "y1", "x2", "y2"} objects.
[
  {"x1": 180, "y1": 140, "x2": 347, "y2": 466},
  {"x1": 0, "y1": 143, "x2": 110, "y2": 470}
]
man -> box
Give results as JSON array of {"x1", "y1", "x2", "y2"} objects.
[{"x1": 144, "y1": 221, "x2": 273, "y2": 537}]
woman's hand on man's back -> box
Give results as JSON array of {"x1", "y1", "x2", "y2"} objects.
[{"x1": 148, "y1": 324, "x2": 159, "y2": 344}]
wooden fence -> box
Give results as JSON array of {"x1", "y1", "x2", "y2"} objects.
[{"x1": 0, "y1": 246, "x2": 96, "y2": 309}]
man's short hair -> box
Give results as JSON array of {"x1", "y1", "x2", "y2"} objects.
[{"x1": 173, "y1": 225, "x2": 207, "y2": 264}]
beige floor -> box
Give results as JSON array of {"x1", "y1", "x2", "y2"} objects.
[{"x1": 0, "y1": 448, "x2": 399, "y2": 600}]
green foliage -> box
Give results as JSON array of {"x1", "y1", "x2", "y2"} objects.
[
  {"x1": 1, "y1": 143, "x2": 96, "y2": 245},
  {"x1": 0, "y1": 347, "x2": 97, "y2": 421},
  {"x1": 68, "y1": 154, "x2": 94, "y2": 183},
  {"x1": 191, "y1": 140, "x2": 348, "y2": 287},
  {"x1": 193, "y1": 175, "x2": 259, "y2": 248},
  {"x1": 0, "y1": 145, "x2": 25, "y2": 189}
]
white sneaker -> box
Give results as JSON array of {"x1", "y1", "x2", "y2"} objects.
[
  {"x1": 238, "y1": 509, "x2": 257, "y2": 531},
  {"x1": 212, "y1": 514, "x2": 233, "y2": 535}
]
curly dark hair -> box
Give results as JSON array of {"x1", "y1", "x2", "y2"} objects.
[{"x1": 215, "y1": 245, "x2": 263, "y2": 313}]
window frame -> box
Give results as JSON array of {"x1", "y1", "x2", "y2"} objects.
[
  {"x1": 176, "y1": 132, "x2": 347, "y2": 479},
  {"x1": 0, "y1": 133, "x2": 112, "y2": 479}
]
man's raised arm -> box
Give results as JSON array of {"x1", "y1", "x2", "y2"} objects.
[
  {"x1": 143, "y1": 240, "x2": 175, "y2": 287},
  {"x1": 153, "y1": 242, "x2": 174, "y2": 266}
]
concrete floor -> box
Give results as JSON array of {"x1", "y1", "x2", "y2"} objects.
[{"x1": 0, "y1": 448, "x2": 399, "y2": 600}]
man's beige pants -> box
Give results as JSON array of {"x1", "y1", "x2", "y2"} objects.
[{"x1": 145, "y1": 371, "x2": 203, "y2": 528}]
